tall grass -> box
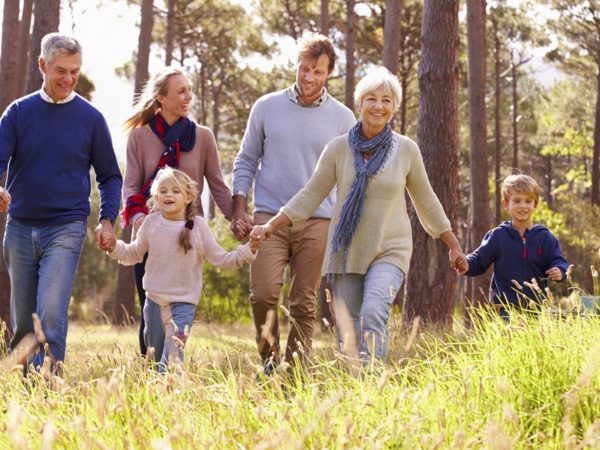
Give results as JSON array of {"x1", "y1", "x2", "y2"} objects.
[{"x1": 1, "y1": 310, "x2": 599, "y2": 449}]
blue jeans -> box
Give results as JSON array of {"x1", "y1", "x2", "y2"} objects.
[
  {"x1": 143, "y1": 298, "x2": 195, "y2": 372},
  {"x1": 3, "y1": 217, "x2": 86, "y2": 367},
  {"x1": 332, "y1": 263, "x2": 404, "y2": 364}
]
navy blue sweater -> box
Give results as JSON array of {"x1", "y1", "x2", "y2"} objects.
[
  {"x1": 0, "y1": 93, "x2": 122, "y2": 225},
  {"x1": 466, "y1": 221, "x2": 569, "y2": 305}
]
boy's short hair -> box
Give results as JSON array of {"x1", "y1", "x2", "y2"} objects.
[{"x1": 501, "y1": 174, "x2": 541, "y2": 205}]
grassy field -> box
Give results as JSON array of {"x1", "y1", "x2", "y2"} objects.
[{"x1": 1, "y1": 309, "x2": 600, "y2": 449}]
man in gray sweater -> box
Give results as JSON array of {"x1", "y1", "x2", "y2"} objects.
[{"x1": 232, "y1": 33, "x2": 355, "y2": 372}]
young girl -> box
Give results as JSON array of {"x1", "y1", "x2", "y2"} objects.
[{"x1": 105, "y1": 167, "x2": 256, "y2": 371}]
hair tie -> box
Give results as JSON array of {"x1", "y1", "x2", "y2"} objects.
[{"x1": 185, "y1": 219, "x2": 194, "y2": 230}]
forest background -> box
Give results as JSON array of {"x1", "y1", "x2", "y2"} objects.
[{"x1": 0, "y1": 0, "x2": 599, "y2": 339}]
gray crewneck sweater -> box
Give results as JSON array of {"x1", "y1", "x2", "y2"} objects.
[{"x1": 233, "y1": 88, "x2": 356, "y2": 218}]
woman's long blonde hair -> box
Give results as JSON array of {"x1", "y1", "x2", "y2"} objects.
[
  {"x1": 148, "y1": 167, "x2": 198, "y2": 253},
  {"x1": 123, "y1": 66, "x2": 186, "y2": 133}
]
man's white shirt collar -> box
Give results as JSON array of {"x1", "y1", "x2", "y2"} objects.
[{"x1": 39, "y1": 88, "x2": 76, "y2": 104}]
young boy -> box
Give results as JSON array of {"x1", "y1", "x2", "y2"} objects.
[{"x1": 459, "y1": 174, "x2": 569, "y2": 315}]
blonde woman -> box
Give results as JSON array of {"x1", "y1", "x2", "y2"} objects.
[{"x1": 122, "y1": 67, "x2": 234, "y2": 356}]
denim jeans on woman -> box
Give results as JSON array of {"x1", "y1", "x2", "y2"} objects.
[
  {"x1": 3, "y1": 217, "x2": 86, "y2": 368},
  {"x1": 143, "y1": 298, "x2": 195, "y2": 372},
  {"x1": 332, "y1": 262, "x2": 404, "y2": 364}
]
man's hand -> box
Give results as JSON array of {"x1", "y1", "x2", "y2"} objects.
[
  {"x1": 230, "y1": 195, "x2": 253, "y2": 241},
  {"x1": 95, "y1": 219, "x2": 116, "y2": 252},
  {"x1": 0, "y1": 187, "x2": 11, "y2": 213}
]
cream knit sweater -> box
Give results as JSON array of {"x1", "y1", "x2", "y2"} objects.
[
  {"x1": 109, "y1": 214, "x2": 255, "y2": 305},
  {"x1": 281, "y1": 132, "x2": 452, "y2": 276}
]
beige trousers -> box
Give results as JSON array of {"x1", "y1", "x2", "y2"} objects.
[{"x1": 250, "y1": 212, "x2": 329, "y2": 365}]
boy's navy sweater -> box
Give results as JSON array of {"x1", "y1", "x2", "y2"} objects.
[
  {"x1": 0, "y1": 92, "x2": 122, "y2": 225},
  {"x1": 466, "y1": 221, "x2": 569, "y2": 305}
]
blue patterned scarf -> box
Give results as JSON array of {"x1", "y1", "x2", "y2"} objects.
[{"x1": 330, "y1": 122, "x2": 393, "y2": 274}]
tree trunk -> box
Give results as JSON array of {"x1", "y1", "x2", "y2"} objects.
[
  {"x1": 511, "y1": 53, "x2": 518, "y2": 171},
  {"x1": 403, "y1": 0, "x2": 460, "y2": 329},
  {"x1": 117, "y1": 0, "x2": 155, "y2": 324},
  {"x1": 16, "y1": 0, "x2": 33, "y2": 97},
  {"x1": 26, "y1": 0, "x2": 60, "y2": 95},
  {"x1": 400, "y1": 73, "x2": 408, "y2": 134},
  {"x1": 321, "y1": 0, "x2": 329, "y2": 36},
  {"x1": 344, "y1": 0, "x2": 356, "y2": 110},
  {"x1": 134, "y1": 0, "x2": 154, "y2": 99},
  {"x1": 466, "y1": 0, "x2": 490, "y2": 312},
  {"x1": 492, "y1": 15, "x2": 502, "y2": 223},
  {"x1": 382, "y1": 0, "x2": 403, "y2": 75},
  {"x1": 0, "y1": 175, "x2": 11, "y2": 344},
  {"x1": 113, "y1": 226, "x2": 136, "y2": 325},
  {"x1": 0, "y1": 0, "x2": 20, "y2": 113},
  {"x1": 0, "y1": 1, "x2": 20, "y2": 344},
  {"x1": 165, "y1": 0, "x2": 175, "y2": 66},
  {"x1": 592, "y1": 65, "x2": 600, "y2": 206}
]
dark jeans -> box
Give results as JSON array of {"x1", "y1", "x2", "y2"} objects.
[{"x1": 134, "y1": 253, "x2": 149, "y2": 356}]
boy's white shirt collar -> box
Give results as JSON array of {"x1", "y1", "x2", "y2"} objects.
[{"x1": 39, "y1": 88, "x2": 76, "y2": 104}]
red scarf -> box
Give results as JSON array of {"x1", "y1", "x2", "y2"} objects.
[{"x1": 122, "y1": 114, "x2": 196, "y2": 226}]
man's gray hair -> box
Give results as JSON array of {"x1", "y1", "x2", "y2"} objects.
[{"x1": 40, "y1": 33, "x2": 81, "y2": 63}]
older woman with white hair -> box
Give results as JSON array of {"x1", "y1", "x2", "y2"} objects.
[{"x1": 251, "y1": 66, "x2": 466, "y2": 365}]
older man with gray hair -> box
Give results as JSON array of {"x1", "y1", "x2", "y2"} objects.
[{"x1": 0, "y1": 33, "x2": 122, "y2": 371}]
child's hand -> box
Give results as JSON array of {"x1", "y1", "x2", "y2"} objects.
[
  {"x1": 450, "y1": 249, "x2": 468, "y2": 275},
  {"x1": 249, "y1": 238, "x2": 260, "y2": 254},
  {"x1": 545, "y1": 266, "x2": 563, "y2": 281},
  {"x1": 250, "y1": 224, "x2": 273, "y2": 244},
  {"x1": 101, "y1": 230, "x2": 116, "y2": 253}
]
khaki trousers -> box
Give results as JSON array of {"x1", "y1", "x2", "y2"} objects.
[{"x1": 250, "y1": 212, "x2": 329, "y2": 364}]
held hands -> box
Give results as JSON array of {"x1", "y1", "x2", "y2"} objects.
[
  {"x1": 0, "y1": 187, "x2": 11, "y2": 213},
  {"x1": 95, "y1": 220, "x2": 116, "y2": 252},
  {"x1": 545, "y1": 266, "x2": 563, "y2": 281},
  {"x1": 449, "y1": 248, "x2": 468, "y2": 275},
  {"x1": 230, "y1": 196, "x2": 254, "y2": 241},
  {"x1": 249, "y1": 223, "x2": 273, "y2": 252}
]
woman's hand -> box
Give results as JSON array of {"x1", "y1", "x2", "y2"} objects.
[
  {"x1": 450, "y1": 249, "x2": 468, "y2": 275},
  {"x1": 439, "y1": 230, "x2": 468, "y2": 274},
  {"x1": 250, "y1": 223, "x2": 273, "y2": 246},
  {"x1": 133, "y1": 215, "x2": 146, "y2": 234}
]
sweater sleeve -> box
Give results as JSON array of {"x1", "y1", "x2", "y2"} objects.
[
  {"x1": 122, "y1": 130, "x2": 148, "y2": 226},
  {"x1": 547, "y1": 233, "x2": 569, "y2": 281},
  {"x1": 109, "y1": 217, "x2": 151, "y2": 265},
  {"x1": 198, "y1": 218, "x2": 255, "y2": 268},
  {"x1": 0, "y1": 102, "x2": 18, "y2": 181},
  {"x1": 405, "y1": 140, "x2": 452, "y2": 237},
  {"x1": 200, "y1": 127, "x2": 233, "y2": 220},
  {"x1": 91, "y1": 113, "x2": 123, "y2": 222},
  {"x1": 232, "y1": 101, "x2": 263, "y2": 196},
  {"x1": 466, "y1": 230, "x2": 498, "y2": 277},
  {"x1": 279, "y1": 142, "x2": 338, "y2": 225},
  {"x1": 123, "y1": 130, "x2": 144, "y2": 201}
]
